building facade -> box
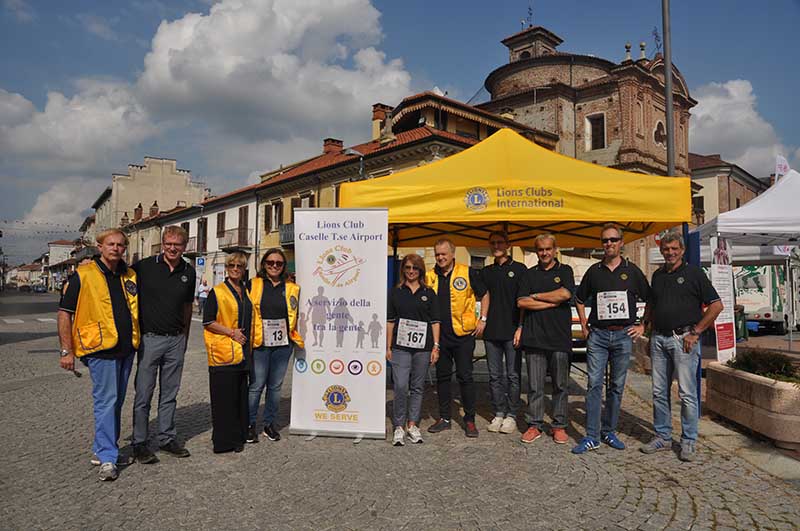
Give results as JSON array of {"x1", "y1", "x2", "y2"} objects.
[{"x1": 688, "y1": 153, "x2": 768, "y2": 225}]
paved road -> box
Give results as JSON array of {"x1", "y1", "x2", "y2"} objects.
[{"x1": 1, "y1": 292, "x2": 799, "y2": 530}]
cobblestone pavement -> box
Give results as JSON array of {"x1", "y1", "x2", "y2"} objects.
[{"x1": 1, "y1": 293, "x2": 799, "y2": 530}]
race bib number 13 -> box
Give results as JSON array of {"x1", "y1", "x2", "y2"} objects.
[
  {"x1": 597, "y1": 291, "x2": 629, "y2": 321},
  {"x1": 396, "y1": 318, "x2": 427, "y2": 349},
  {"x1": 263, "y1": 319, "x2": 289, "y2": 346}
]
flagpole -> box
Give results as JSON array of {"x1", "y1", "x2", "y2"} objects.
[{"x1": 662, "y1": 0, "x2": 675, "y2": 177}]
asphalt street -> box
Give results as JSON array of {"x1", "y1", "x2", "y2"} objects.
[{"x1": 1, "y1": 291, "x2": 798, "y2": 530}]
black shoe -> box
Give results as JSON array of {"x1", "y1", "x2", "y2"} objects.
[
  {"x1": 427, "y1": 418, "x2": 452, "y2": 433},
  {"x1": 464, "y1": 421, "x2": 479, "y2": 438},
  {"x1": 263, "y1": 424, "x2": 281, "y2": 441},
  {"x1": 234, "y1": 445, "x2": 244, "y2": 453},
  {"x1": 159, "y1": 440, "x2": 191, "y2": 458},
  {"x1": 246, "y1": 425, "x2": 259, "y2": 443},
  {"x1": 133, "y1": 444, "x2": 159, "y2": 464}
]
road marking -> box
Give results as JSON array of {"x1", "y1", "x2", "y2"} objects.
[
  {"x1": 37, "y1": 318, "x2": 57, "y2": 323},
  {"x1": 2, "y1": 319, "x2": 24, "y2": 324},
  {"x1": 192, "y1": 317, "x2": 202, "y2": 322}
]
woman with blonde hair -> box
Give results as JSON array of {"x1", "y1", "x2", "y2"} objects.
[
  {"x1": 202, "y1": 252, "x2": 253, "y2": 453},
  {"x1": 386, "y1": 253, "x2": 440, "y2": 446},
  {"x1": 245, "y1": 248, "x2": 304, "y2": 443}
]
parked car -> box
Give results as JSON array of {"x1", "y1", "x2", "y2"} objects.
[
  {"x1": 32, "y1": 284, "x2": 47, "y2": 293},
  {"x1": 18, "y1": 284, "x2": 32, "y2": 292}
]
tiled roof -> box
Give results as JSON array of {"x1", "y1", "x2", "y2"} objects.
[
  {"x1": 261, "y1": 125, "x2": 478, "y2": 186},
  {"x1": 689, "y1": 153, "x2": 726, "y2": 170},
  {"x1": 18, "y1": 263, "x2": 43, "y2": 271}
]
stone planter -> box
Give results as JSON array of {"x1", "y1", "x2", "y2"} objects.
[{"x1": 706, "y1": 361, "x2": 800, "y2": 450}]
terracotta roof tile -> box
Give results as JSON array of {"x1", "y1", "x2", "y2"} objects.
[
  {"x1": 48, "y1": 240, "x2": 75, "y2": 245},
  {"x1": 689, "y1": 153, "x2": 726, "y2": 170}
]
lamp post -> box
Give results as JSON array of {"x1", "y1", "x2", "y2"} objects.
[{"x1": 343, "y1": 148, "x2": 365, "y2": 180}]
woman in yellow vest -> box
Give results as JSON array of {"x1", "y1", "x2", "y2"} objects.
[
  {"x1": 245, "y1": 248, "x2": 304, "y2": 443},
  {"x1": 202, "y1": 252, "x2": 254, "y2": 453}
]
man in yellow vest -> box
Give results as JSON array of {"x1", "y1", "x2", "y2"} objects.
[
  {"x1": 58, "y1": 228, "x2": 140, "y2": 481},
  {"x1": 426, "y1": 238, "x2": 489, "y2": 437}
]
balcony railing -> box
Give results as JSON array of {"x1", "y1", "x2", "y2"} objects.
[
  {"x1": 151, "y1": 243, "x2": 161, "y2": 256},
  {"x1": 219, "y1": 228, "x2": 254, "y2": 250},
  {"x1": 183, "y1": 236, "x2": 201, "y2": 256},
  {"x1": 279, "y1": 223, "x2": 294, "y2": 246}
]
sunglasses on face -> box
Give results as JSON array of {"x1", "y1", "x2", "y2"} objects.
[
  {"x1": 403, "y1": 265, "x2": 421, "y2": 271},
  {"x1": 226, "y1": 264, "x2": 244, "y2": 269},
  {"x1": 265, "y1": 260, "x2": 284, "y2": 267},
  {"x1": 601, "y1": 237, "x2": 622, "y2": 244}
]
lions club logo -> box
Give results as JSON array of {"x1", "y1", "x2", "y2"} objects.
[
  {"x1": 554, "y1": 276, "x2": 561, "y2": 284},
  {"x1": 620, "y1": 273, "x2": 628, "y2": 281},
  {"x1": 289, "y1": 295, "x2": 298, "y2": 310},
  {"x1": 508, "y1": 271, "x2": 515, "y2": 278},
  {"x1": 180, "y1": 275, "x2": 188, "y2": 283},
  {"x1": 124, "y1": 280, "x2": 138, "y2": 296},
  {"x1": 453, "y1": 277, "x2": 467, "y2": 291},
  {"x1": 677, "y1": 277, "x2": 685, "y2": 284},
  {"x1": 323, "y1": 385, "x2": 350, "y2": 412},
  {"x1": 313, "y1": 245, "x2": 365, "y2": 288},
  {"x1": 464, "y1": 187, "x2": 489, "y2": 212}
]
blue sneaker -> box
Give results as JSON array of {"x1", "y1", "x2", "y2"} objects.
[
  {"x1": 571, "y1": 437, "x2": 600, "y2": 454},
  {"x1": 602, "y1": 432, "x2": 626, "y2": 450}
]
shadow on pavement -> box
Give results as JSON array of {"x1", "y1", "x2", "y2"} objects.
[{"x1": 1, "y1": 331, "x2": 58, "y2": 345}]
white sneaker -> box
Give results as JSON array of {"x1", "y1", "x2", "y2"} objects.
[
  {"x1": 500, "y1": 417, "x2": 517, "y2": 434},
  {"x1": 487, "y1": 416, "x2": 503, "y2": 433},
  {"x1": 392, "y1": 426, "x2": 405, "y2": 446},
  {"x1": 98, "y1": 462, "x2": 118, "y2": 481},
  {"x1": 406, "y1": 425, "x2": 423, "y2": 444}
]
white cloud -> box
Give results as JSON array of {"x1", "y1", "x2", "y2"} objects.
[
  {"x1": 23, "y1": 177, "x2": 106, "y2": 226},
  {"x1": 76, "y1": 14, "x2": 120, "y2": 42},
  {"x1": 690, "y1": 79, "x2": 794, "y2": 177},
  {"x1": 3, "y1": 0, "x2": 35, "y2": 22},
  {"x1": 0, "y1": 80, "x2": 155, "y2": 173}
]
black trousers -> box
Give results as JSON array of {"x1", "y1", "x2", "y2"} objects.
[
  {"x1": 209, "y1": 369, "x2": 249, "y2": 452},
  {"x1": 435, "y1": 336, "x2": 476, "y2": 422}
]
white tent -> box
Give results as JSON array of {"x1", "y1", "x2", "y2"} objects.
[{"x1": 696, "y1": 169, "x2": 800, "y2": 245}]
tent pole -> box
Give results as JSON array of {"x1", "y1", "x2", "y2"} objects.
[{"x1": 787, "y1": 257, "x2": 793, "y2": 350}]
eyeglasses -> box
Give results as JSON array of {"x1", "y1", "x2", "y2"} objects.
[
  {"x1": 162, "y1": 242, "x2": 185, "y2": 248},
  {"x1": 226, "y1": 264, "x2": 244, "y2": 269},
  {"x1": 601, "y1": 237, "x2": 622, "y2": 244},
  {"x1": 265, "y1": 260, "x2": 284, "y2": 267},
  {"x1": 403, "y1": 265, "x2": 421, "y2": 271}
]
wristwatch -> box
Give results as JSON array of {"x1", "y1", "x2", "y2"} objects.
[
  {"x1": 480, "y1": 315, "x2": 487, "y2": 322},
  {"x1": 59, "y1": 349, "x2": 71, "y2": 357}
]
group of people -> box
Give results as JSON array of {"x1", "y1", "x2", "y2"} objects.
[
  {"x1": 59, "y1": 221, "x2": 722, "y2": 482},
  {"x1": 386, "y1": 225, "x2": 722, "y2": 464},
  {"x1": 58, "y1": 226, "x2": 302, "y2": 481}
]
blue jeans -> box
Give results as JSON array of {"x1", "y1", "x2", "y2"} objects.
[
  {"x1": 484, "y1": 340, "x2": 521, "y2": 418},
  {"x1": 84, "y1": 354, "x2": 135, "y2": 464},
  {"x1": 248, "y1": 345, "x2": 293, "y2": 426},
  {"x1": 391, "y1": 348, "x2": 431, "y2": 427},
  {"x1": 585, "y1": 328, "x2": 632, "y2": 441},
  {"x1": 650, "y1": 333, "x2": 701, "y2": 442}
]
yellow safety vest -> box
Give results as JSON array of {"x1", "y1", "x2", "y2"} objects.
[
  {"x1": 203, "y1": 282, "x2": 253, "y2": 367},
  {"x1": 71, "y1": 261, "x2": 140, "y2": 357},
  {"x1": 426, "y1": 263, "x2": 476, "y2": 336},
  {"x1": 248, "y1": 277, "x2": 304, "y2": 349}
]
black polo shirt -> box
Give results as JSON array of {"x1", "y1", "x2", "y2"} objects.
[
  {"x1": 387, "y1": 284, "x2": 440, "y2": 351},
  {"x1": 575, "y1": 258, "x2": 650, "y2": 328},
  {"x1": 59, "y1": 257, "x2": 134, "y2": 360},
  {"x1": 133, "y1": 254, "x2": 195, "y2": 335},
  {"x1": 435, "y1": 265, "x2": 487, "y2": 344},
  {"x1": 246, "y1": 278, "x2": 289, "y2": 336},
  {"x1": 202, "y1": 280, "x2": 252, "y2": 372},
  {"x1": 650, "y1": 260, "x2": 721, "y2": 334},
  {"x1": 481, "y1": 258, "x2": 527, "y2": 341},
  {"x1": 517, "y1": 260, "x2": 574, "y2": 352}
]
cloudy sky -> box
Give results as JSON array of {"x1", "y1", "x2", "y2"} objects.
[{"x1": 1, "y1": 0, "x2": 799, "y2": 263}]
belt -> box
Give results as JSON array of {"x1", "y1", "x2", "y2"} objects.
[
  {"x1": 656, "y1": 325, "x2": 694, "y2": 336},
  {"x1": 145, "y1": 331, "x2": 184, "y2": 337},
  {"x1": 594, "y1": 325, "x2": 627, "y2": 331}
]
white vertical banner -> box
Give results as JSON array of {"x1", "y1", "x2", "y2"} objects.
[
  {"x1": 290, "y1": 208, "x2": 388, "y2": 438},
  {"x1": 710, "y1": 236, "x2": 736, "y2": 363}
]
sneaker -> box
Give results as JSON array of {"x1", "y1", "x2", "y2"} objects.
[
  {"x1": 159, "y1": 440, "x2": 191, "y2": 458},
  {"x1": 133, "y1": 444, "x2": 159, "y2": 464},
  {"x1": 246, "y1": 425, "x2": 259, "y2": 443},
  {"x1": 92, "y1": 454, "x2": 134, "y2": 466},
  {"x1": 571, "y1": 437, "x2": 600, "y2": 454},
  {"x1": 521, "y1": 426, "x2": 542, "y2": 444},
  {"x1": 552, "y1": 428, "x2": 569, "y2": 444},
  {"x1": 98, "y1": 462, "x2": 118, "y2": 481},
  {"x1": 263, "y1": 424, "x2": 281, "y2": 442},
  {"x1": 392, "y1": 426, "x2": 405, "y2": 446},
  {"x1": 464, "y1": 421, "x2": 479, "y2": 438},
  {"x1": 679, "y1": 440, "x2": 697, "y2": 462},
  {"x1": 90, "y1": 454, "x2": 101, "y2": 466},
  {"x1": 602, "y1": 432, "x2": 626, "y2": 450},
  {"x1": 487, "y1": 416, "x2": 503, "y2": 433},
  {"x1": 640, "y1": 436, "x2": 672, "y2": 454},
  {"x1": 499, "y1": 417, "x2": 517, "y2": 434},
  {"x1": 427, "y1": 418, "x2": 452, "y2": 433},
  {"x1": 406, "y1": 425, "x2": 423, "y2": 444}
]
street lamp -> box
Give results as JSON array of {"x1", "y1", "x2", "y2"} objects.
[{"x1": 343, "y1": 148, "x2": 365, "y2": 180}]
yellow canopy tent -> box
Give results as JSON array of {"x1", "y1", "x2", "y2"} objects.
[{"x1": 338, "y1": 128, "x2": 690, "y2": 249}]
